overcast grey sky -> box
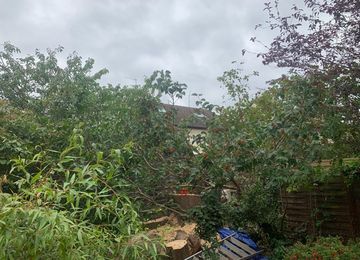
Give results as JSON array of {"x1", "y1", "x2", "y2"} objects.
[{"x1": 0, "y1": 0, "x2": 296, "y2": 106}]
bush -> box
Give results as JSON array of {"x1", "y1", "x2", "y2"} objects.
[
  {"x1": 285, "y1": 237, "x2": 360, "y2": 260},
  {"x1": 0, "y1": 194, "x2": 110, "y2": 259},
  {"x1": 228, "y1": 182, "x2": 282, "y2": 237},
  {"x1": 0, "y1": 194, "x2": 163, "y2": 259},
  {"x1": 1, "y1": 130, "x2": 164, "y2": 259},
  {"x1": 191, "y1": 189, "x2": 227, "y2": 240}
]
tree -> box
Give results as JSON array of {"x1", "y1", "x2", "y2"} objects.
[
  {"x1": 144, "y1": 70, "x2": 187, "y2": 106},
  {"x1": 252, "y1": 0, "x2": 360, "y2": 155},
  {"x1": 191, "y1": 68, "x2": 357, "y2": 243},
  {"x1": 0, "y1": 42, "x2": 108, "y2": 119},
  {"x1": 261, "y1": 0, "x2": 359, "y2": 74}
]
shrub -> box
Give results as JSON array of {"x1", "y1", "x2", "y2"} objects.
[
  {"x1": 191, "y1": 189, "x2": 227, "y2": 240},
  {"x1": 221, "y1": 181, "x2": 286, "y2": 254},
  {"x1": 0, "y1": 194, "x2": 110, "y2": 259},
  {"x1": 2, "y1": 130, "x2": 164, "y2": 259},
  {"x1": 0, "y1": 194, "x2": 163, "y2": 259},
  {"x1": 285, "y1": 237, "x2": 360, "y2": 260}
]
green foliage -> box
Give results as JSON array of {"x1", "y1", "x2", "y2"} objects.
[
  {"x1": 228, "y1": 182, "x2": 282, "y2": 239},
  {"x1": 0, "y1": 193, "x2": 162, "y2": 259},
  {"x1": 217, "y1": 67, "x2": 252, "y2": 105},
  {"x1": 0, "y1": 194, "x2": 109, "y2": 259},
  {"x1": 0, "y1": 42, "x2": 108, "y2": 119},
  {"x1": 1, "y1": 130, "x2": 163, "y2": 259},
  {"x1": 191, "y1": 189, "x2": 226, "y2": 240},
  {"x1": 0, "y1": 43, "x2": 197, "y2": 259},
  {"x1": 10, "y1": 130, "x2": 140, "y2": 233},
  {"x1": 0, "y1": 43, "x2": 195, "y2": 213},
  {"x1": 285, "y1": 237, "x2": 360, "y2": 260},
  {"x1": 192, "y1": 67, "x2": 359, "y2": 251},
  {"x1": 1, "y1": 41, "x2": 359, "y2": 258},
  {"x1": 145, "y1": 70, "x2": 187, "y2": 105}
]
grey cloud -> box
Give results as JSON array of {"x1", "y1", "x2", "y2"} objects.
[{"x1": 0, "y1": 0, "x2": 295, "y2": 106}]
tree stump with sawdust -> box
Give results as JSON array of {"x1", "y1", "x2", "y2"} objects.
[{"x1": 165, "y1": 240, "x2": 191, "y2": 260}]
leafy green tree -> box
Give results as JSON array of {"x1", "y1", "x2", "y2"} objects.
[
  {"x1": 192, "y1": 68, "x2": 357, "y2": 243},
  {"x1": 145, "y1": 70, "x2": 187, "y2": 106},
  {"x1": 0, "y1": 42, "x2": 108, "y2": 120},
  {"x1": 0, "y1": 44, "x2": 198, "y2": 221}
]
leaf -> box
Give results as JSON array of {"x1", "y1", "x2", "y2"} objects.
[
  {"x1": 96, "y1": 151, "x2": 103, "y2": 163},
  {"x1": 70, "y1": 174, "x2": 76, "y2": 185},
  {"x1": 77, "y1": 229, "x2": 84, "y2": 246},
  {"x1": 31, "y1": 171, "x2": 42, "y2": 184}
]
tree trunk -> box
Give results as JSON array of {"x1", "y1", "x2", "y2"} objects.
[{"x1": 166, "y1": 240, "x2": 191, "y2": 260}]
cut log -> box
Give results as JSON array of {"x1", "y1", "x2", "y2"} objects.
[
  {"x1": 166, "y1": 240, "x2": 191, "y2": 260},
  {"x1": 174, "y1": 230, "x2": 201, "y2": 255},
  {"x1": 144, "y1": 216, "x2": 169, "y2": 229},
  {"x1": 188, "y1": 234, "x2": 201, "y2": 254},
  {"x1": 168, "y1": 213, "x2": 183, "y2": 226}
]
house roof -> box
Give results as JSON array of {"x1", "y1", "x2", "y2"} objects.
[{"x1": 161, "y1": 103, "x2": 213, "y2": 129}]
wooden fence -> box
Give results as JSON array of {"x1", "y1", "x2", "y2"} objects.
[{"x1": 281, "y1": 176, "x2": 360, "y2": 239}]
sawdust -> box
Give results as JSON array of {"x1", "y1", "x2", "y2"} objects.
[{"x1": 152, "y1": 222, "x2": 197, "y2": 243}]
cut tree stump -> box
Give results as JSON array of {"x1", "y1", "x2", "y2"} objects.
[
  {"x1": 175, "y1": 230, "x2": 188, "y2": 240},
  {"x1": 166, "y1": 240, "x2": 191, "y2": 260},
  {"x1": 174, "y1": 230, "x2": 201, "y2": 255},
  {"x1": 188, "y1": 234, "x2": 201, "y2": 254},
  {"x1": 144, "y1": 216, "x2": 169, "y2": 229}
]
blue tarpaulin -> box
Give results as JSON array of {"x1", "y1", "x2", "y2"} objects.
[{"x1": 218, "y1": 228, "x2": 268, "y2": 260}]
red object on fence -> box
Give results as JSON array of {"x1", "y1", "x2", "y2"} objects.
[{"x1": 178, "y1": 188, "x2": 189, "y2": 195}]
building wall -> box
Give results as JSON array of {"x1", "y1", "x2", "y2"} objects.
[
  {"x1": 188, "y1": 128, "x2": 207, "y2": 153},
  {"x1": 189, "y1": 128, "x2": 206, "y2": 137}
]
